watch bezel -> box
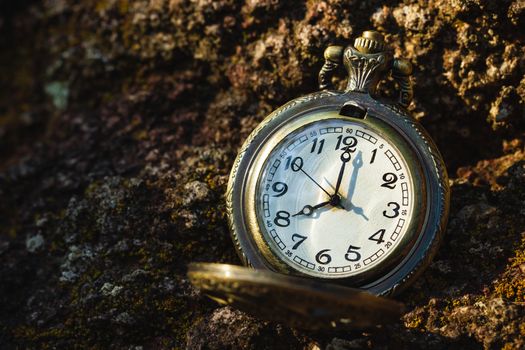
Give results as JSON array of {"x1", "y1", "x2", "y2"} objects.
[{"x1": 247, "y1": 112, "x2": 425, "y2": 283}]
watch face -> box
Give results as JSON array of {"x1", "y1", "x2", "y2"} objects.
[{"x1": 255, "y1": 118, "x2": 414, "y2": 278}]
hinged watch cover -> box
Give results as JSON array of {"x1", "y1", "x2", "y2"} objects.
[{"x1": 188, "y1": 263, "x2": 405, "y2": 330}]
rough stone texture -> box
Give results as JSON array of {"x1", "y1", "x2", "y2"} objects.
[{"x1": 1, "y1": 0, "x2": 524, "y2": 349}]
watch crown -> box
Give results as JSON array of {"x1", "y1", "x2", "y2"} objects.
[{"x1": 353, "y1": 30, "x2": 386, "y2": 54}]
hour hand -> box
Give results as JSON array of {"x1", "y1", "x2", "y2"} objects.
[{"x1": 292, "y1": 201, "x2": 330, "y2": 217}]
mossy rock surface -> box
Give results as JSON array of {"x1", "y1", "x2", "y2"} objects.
[{"x1": 1, "y1": 0, "x2": 525, "y2": 349}]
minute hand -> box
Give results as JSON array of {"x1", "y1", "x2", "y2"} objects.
[{"x1": 334, "y1": 148, "x2": 352, "y2": 196}]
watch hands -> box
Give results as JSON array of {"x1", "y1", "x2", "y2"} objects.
[
  {"x1": 322, "y1": 150, "x2": 367, "y2": 220},
  {"x1": 298, "y1": 168, "x2": 332, "y2": 197},
  {"x1": 324, "y1": 179, "x2": 367, "y2": 218},
  {"x1": 293, "y1": 147, "x2": 359, "y2": 218},
  {"x1": 333, "y1": 147, "x2": 353, "y2": 196},
  {"x1": 292, "y1": 201, "x2": 331, "y2": 217},
  {"x1": 294, "y1": 161, "x2": 346, "y2": 215}
]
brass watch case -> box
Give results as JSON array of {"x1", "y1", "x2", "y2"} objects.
[
  {"x1": 226, "y1": 91, "x2": 449, "y2": 296},
  {"x1": 188, "y1": 263, "x2": 406, "y2": 330}
]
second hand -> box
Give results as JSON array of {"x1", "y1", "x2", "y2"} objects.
[{"x1": 299, "y1": 168, "x2": 332, "y2": 197}]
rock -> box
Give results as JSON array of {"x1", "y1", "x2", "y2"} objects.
[
  {"x1": 182, "y1": 180, "x2": 211, "y2": 205},
  {"x1": 114, "y1": 311, "x2": 135, "y2": 326},
  {"x1": 186, "y1": 307, "x2": 307, "y2": 349},
  {"x1": 326, "y1": 338, "x2": 370, "y2": 350},
  {"x1": 392, "y1": 4, "x2": 430, "y2": 32},
  {"x1": 0, "y1": 240, "x2": 9, "y2": 255},
  {"x1": 439, "y1": 298, "x2": 525, "y2": 349},
  {"x1": 1, "y1": 0, "x2": 524, "y2": 348},
  {"x1": 59, "y1": 245, "x2": 95, "y2": 283},
  {"x1": 25, "y1": 234, "x2": 44, "y2": 253},
  {"x1": 100, "y1": 283, "x2": 123, "y2": 297}
]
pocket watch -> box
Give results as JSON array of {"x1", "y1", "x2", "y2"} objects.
[{"x1": 188, "y1": 30, "x2": 450, "y2": 330}]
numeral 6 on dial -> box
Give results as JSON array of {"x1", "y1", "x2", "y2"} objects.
[{"x1": 315, "y1": 249, "x2": 332, "y2": 265}]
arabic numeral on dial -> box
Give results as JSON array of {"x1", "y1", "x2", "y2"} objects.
[
  {"x1": 273, "y1": 211, "x2": 290, "y2": 227},
  {"x1": 370, "y1": 148, "x2": 377, "y2": 164},
  {"x1": 335, "y1": 135, "x2": 357, "y2": 150},
  {"x1": 369, "y1": 229, "x2": 386, "y2": 244},
  {"x1": 271, "y1": 182, "x2": 288, "y2": 197},
  {"x1": 290, "y1": 157, "x2": 303, "y2": 172},
  {"x1": 381, "y1": 172, "x2": 398, "y2": 189},
  {"x1": 318, "y1": 266, "x2": 325, "y2": 272},
  {"x1": 344, "y1": 245, "x2": 361, "y2": 262},
  {"x1": 284, "y1": 156, "x2": 292, "y2": 170},
  {"x1": 315, "y1": 249, "x2": 332, "y2": 265},
  {"x1": 383, "y1": 202, "x2": 400, "y2": 218},
  {"x1": 291, "y1": 234, "x2": 307, "y2": 250},
  {"x1": 310, "y1": 138, "x2": 325, "y2": 154}
]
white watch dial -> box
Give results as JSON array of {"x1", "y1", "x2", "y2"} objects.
[{"x1": 256, "y1": 118, "x2": 414, "y2": 278}]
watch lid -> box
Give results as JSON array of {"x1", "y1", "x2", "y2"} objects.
[{"x1": 187, "y1": 263, "x2": 405, "y2": 330}]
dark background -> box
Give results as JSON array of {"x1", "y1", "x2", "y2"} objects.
[{"x1": 0, "y1": 0, "x2": 524, "y2": 349}]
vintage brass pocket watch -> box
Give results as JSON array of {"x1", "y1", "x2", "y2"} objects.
[{"x1": 189, "y1": 30, "x2": 450, "y2": 330}]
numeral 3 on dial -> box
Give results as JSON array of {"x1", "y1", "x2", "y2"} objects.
[{"x1": 383, "y1": 202, "x2": 400, "y2": 218}]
